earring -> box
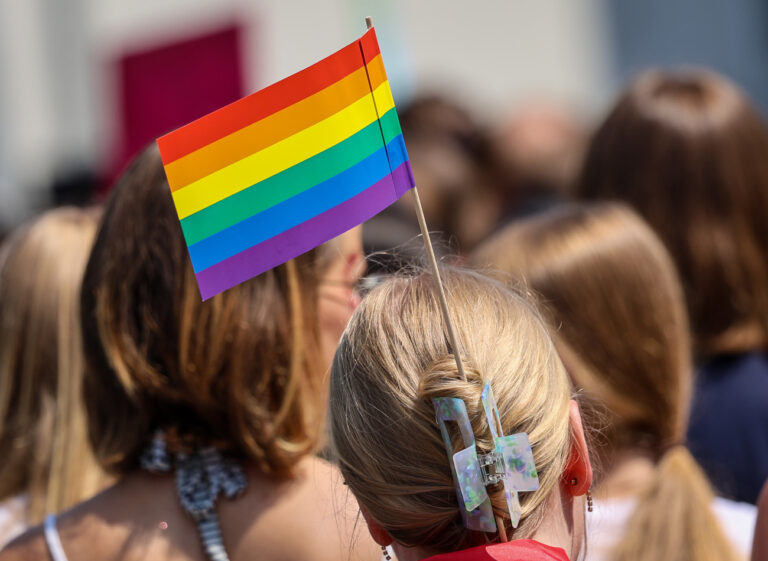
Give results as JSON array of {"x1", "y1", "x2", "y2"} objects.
[
  {"x1": 569, "y1": 478, "x2": 578, "y2": 486},
  {"x1": 382, "y1": 546, "x2": 392, "y2": 561},
  {"x1": 586, "y1": 488, "x2": 593, "y2": 512}
]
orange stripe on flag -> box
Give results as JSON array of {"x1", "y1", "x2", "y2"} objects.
[{"x1": 365, "y1": 51, "x2": 388, "y2": 90}]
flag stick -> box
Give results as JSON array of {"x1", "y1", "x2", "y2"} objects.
[{"x1": 364, "y1": 17, "x2": 467, "y2": 383}]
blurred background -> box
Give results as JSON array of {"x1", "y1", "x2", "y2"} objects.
[{"x1": 1, "y1": 0, "x2": 768, "y2": 238}]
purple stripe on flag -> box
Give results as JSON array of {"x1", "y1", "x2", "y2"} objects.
[
  {"x1": 394, "y1": 158, "x2": 415, "y2": 197},
  {"x1": 195, "y1": 161, "x2": 414, "y2": 300}
]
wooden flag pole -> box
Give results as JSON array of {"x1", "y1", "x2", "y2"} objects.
[
  {"x1": 364, "y1": 17, "x2": 467, "y2": 382},
  {"x1": 363, "y1": 21, "x2": 513, "y2": 538}
]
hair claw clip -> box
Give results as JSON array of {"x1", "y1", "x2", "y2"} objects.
[{"x1": 433, "y1": 381, "x2": 539, "y2": 531}]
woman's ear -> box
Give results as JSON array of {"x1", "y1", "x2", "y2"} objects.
[
  {"x1": 359, "y1": 505, "x2": 394, "y2": 547},
  {"x1": 563, "y1": 399, "x2": 593, "y2": 496}
]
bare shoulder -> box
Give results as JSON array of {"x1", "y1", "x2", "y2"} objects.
[
  {"x1": 230, "y1": 456, "x2": 379, "y2": 561},
  {"x1": 290, "y1": 456, "x2": 362, "y2": 517},
  {"x1": 235, "y1": 456, "x2": 358, "y2": 525},
  {"x1": 754, "y1": 479, "x2": 768, "y2": 561},
  {"x1": 296, "y1": 457, "x2": 379, "y2": 561},
  {"x1": 300, "y1": 455, "x2": 347, "y2": 493},
  {"x1": 759, "y1": 479, "x2": 768, "y2": 509},
  {"x1": 0, "y1": 525, "x2": 48, "y2": 561},
  {"x1": 2, "y1": 474, "x2": 195, "y2": 561}
]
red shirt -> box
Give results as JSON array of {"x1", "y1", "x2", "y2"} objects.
[{"x1": 421, "y1": 540, "x2": 570, "y2": 561}]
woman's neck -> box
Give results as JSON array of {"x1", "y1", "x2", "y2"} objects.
[
  {"x1": 594, "y1": 450, "x2": 655, "y2": 500},
  {"x1": 527, "y1": 482, "x2": 583, "y2": 558},
  {"x1": 392, "y1": 484, "x2": 581, "y2": 561}
]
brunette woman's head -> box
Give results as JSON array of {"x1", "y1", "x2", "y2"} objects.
[
  {"x1": 577, "y1": 69, "x2": 768, "y2": 356},
  {"x1": 81, "y1": 144, "x2": 350, "y2": 477},
  {"x1": 474, "y1": 203, "x2": 689, "y2": 457}
]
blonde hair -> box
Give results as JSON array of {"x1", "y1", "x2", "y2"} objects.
[
  {"x1": 473, "y1": 203, "x2": 739, "y2": 561},
  {"x1": 0, "y1": 207, "x2": 107, "y2": 523},
  {"x1": 329, "y1": 268, "x2": 574, "y2": 554}
]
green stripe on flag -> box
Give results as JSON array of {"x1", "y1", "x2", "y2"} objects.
[{"x1": 180, "y1": 107, "x2": 403, "y2": 245}]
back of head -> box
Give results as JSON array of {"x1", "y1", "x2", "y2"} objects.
[
  {"x1": 81, "y1": 144, "x2": 324, "y2": 477},
  {"x1": 0, "y1": 206, "x2": 104, "y2": 523},
  {"x1": 329, "y1": 268, "x2": 572, "y2": 554},
  {"x1": 472, "y1": 203, "x2": 739, "y2": 561},
  {"x1": 577, "y1": 69, "x2": 768, "y2": 356},
  {"x1": 398, "y1": 95, "x2": 502, "y2": 250},
  {"x1": 474, "y1": 203, "x2": 690, "y2": 453}
]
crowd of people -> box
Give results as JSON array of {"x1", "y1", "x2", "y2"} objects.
[{"x1": 0, "y1": 65, "x2": 766, "y2": 561}]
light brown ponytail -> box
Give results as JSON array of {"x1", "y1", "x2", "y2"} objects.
[
  {"x1": 472, "y1": 203, "x2": 740, "y2": 561},
  {"x1": 614, "y1": 447, "x2": 738, "y2": 561}
]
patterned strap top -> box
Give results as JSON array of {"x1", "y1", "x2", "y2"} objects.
[
  {"x1": 141, "y1": 431, "x2": 246, "y2": 561},
  {"x1": 43, "y1": 515, "x2": 70, "y2": 561}
]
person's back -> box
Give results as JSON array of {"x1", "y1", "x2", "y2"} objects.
[
  {"x1": 576, "y1": 69, "x2": 768, "y2": 505},
  {"x1": 0, "y1": 145, "x2": 377, "y2": 561},
  {"x1": 472, "y1": 203, "x2": 750, "y2": 561},
  {"x1": 1, "y1": 457, "x2": 364, "y2": 561}
]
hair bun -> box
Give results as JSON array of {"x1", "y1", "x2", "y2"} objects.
[{"x1": 417, "y1": 355, "x2": 485, "y2": 403}]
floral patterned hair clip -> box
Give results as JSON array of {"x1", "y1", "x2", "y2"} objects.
[{"x1": 432, "y1": 380, "x2": 539, "y2": 531}]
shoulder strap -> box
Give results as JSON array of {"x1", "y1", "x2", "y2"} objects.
[{"x1": 43, "y1": 515, "x2": 70, "y2": 561}]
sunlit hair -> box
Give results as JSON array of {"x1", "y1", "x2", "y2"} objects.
[
  {"x1": 80, "y1": 144, "x2": 326, "y2": 477},
  {"x1": 0, "y1": 207, "x2": 106, "y2": 523},
  {"x1": 473, "y1": 203, "x2": 739, "y2": 561},
  {"x1": 577, "y1": 69, "x2": 768, "y2": 356},
  {"x1": 329, "y1": 268, "x2": 573, "y2": 553}
]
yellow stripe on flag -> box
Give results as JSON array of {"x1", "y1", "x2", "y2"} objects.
[
  {"x1": 172, "y1": 80, "x2": 396, "y2": 219},
  {"x1": 371, "y1": 76, "x2": 395, "y2": 119}
]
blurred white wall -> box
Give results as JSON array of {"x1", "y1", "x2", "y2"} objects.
[
  {"x1": 0, "y1": 0, "x2": 58, "y2": 220},
  {"x1": 398, "y1": 0, "x2": 612, "y2": 115},
  {"x1": 0, "y1": 0, "x2": 612, "y2": 226}
]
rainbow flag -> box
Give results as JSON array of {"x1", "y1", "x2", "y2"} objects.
[{"x1": 157, "y1": 27, "x2": 415, "y2": 300}]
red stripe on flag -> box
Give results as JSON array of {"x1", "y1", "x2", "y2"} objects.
[
  {"x1": 158, "y1": 28, "x2": 381, "y2": 165},
  {"x1": 359, "y1": 27, "x2": 383, "y2": 71}
]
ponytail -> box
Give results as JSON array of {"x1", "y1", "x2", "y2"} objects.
[
  {"x1": 612, "y1": 446, "x2": 740, "y2": 561},
  {"x1": 470, "y1": 204, "x2": 745, "y2": 561}
]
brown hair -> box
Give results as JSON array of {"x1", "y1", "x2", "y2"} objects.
[
  {"x1": 473, "y1": 203, "x2": 739, "y2": 561},
  {"x1": 0, "y1": 207, "x2": 106, "y2": 523},
  {"x1": 81, "y1": 144, "x2": 325, "y2": 477},
  {"x1": 577, "y1": 69, "x2": 768, "y2": 356},
  {"x1": 398, "y1": 95, "x2": 505, "y2": 251},
  {"x1": 329, "y1": 269, "x2": 574, "y2": 554}
]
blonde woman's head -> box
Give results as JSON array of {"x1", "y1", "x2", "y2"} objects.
[
  {"x1": 329, "y1": 268, "x2": 591, "y2": 557},
  {"x1": 0, "y1": 206, "x2": 105, "y2": 523}
]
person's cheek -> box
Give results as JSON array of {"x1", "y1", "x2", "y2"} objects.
[
  {"x1": 349, "y1": 289, "x2": 361, "y2": 311},
  {"x1": 320, "y1": 289, "x2": 353, "y2": 341}
]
